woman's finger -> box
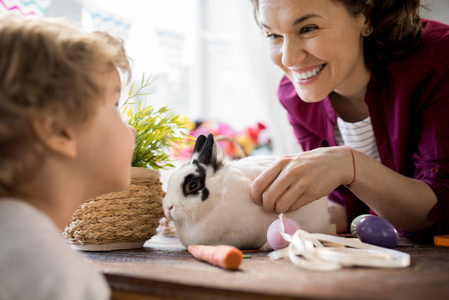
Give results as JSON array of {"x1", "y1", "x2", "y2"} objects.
[
  {"x1": 252, "y1": 159, "x2": 285, "y2": 205},
  {"x1": 257, "y1": 160, "x2": 303, "y2": 212}
]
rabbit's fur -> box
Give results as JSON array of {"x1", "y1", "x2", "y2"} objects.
[{"x1": 163, "y1": 134, "x2": 331, "y2": 250}]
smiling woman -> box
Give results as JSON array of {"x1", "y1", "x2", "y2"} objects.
[
  {"x1": 257, "y1": 0, "x2": 370, "y2": 104},
  {"x1": 249, "y1": 0, "x2": 449, "y2": 244}
]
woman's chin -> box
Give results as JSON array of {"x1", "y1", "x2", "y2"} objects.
[
  {"x1": 293, "y1": 85, "x2": 329, "y2": 103},
  {"x1": 297, "y1": 93, "x2": 328, "y2": 103}
]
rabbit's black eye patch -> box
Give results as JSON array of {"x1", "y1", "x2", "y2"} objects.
[
  {"x1": 201, "y1": 188, "x2": 209, "y2": 201},
  {"x1": 182, "y1": 174, "x2": 205, "y2": 198}
]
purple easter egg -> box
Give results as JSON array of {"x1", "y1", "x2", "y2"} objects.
[{"x1": 356, "y1": 215, "x2": 399, "y2": 249}]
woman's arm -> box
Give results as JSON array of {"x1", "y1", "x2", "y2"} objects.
[
  {"x1": 252, "y1": 145, "x2": 438, "y2": 232},
  {"x1": 347, "y1": 148, "x2": 437, "y2": 232}
]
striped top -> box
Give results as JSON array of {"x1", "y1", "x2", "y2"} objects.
[{"x1": 334, "y1": 116, "x2": 380, "y2": 161}]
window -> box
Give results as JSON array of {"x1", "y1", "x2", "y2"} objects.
[{"x1": 32, "y1": 0, "x2": 299, "y2": 154}]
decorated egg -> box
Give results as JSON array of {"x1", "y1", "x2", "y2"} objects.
[
  {"x1": 350, "y1": 214, "x2": 372, "y2": 238},
  {"x1": 267, "y1": 217, "x2": 301, "y2": 250},
  {"x1": 355, "y1": 215, "x2": 399, "y2": 248}
]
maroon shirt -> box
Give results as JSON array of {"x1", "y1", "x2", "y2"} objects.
[{"x1": 278, "y1": 19, "x2": 449, "y2": 242}]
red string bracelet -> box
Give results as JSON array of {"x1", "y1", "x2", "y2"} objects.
[{"x1": 344, "y1": 145, "x2": 356, "y2": 188}]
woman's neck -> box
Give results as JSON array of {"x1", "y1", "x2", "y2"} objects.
[
  {"x1": 330, "y1": 66, "x2": 371, "y2": 122},
  {"x1": 329, "y1": 88, "x2": 369, "y2": 122}
]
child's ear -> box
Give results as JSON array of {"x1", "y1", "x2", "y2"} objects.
[{"x1": 31, "y1": 116, "x2": 77, "y2": 158}]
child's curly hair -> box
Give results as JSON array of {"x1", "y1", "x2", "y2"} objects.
[{"x1": 0, "y1": 15, "x2": 132, "y2": 196}]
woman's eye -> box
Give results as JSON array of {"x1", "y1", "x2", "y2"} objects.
[
  {"x1": 300, "y1": 25, "x2": 318, "y2": 34},
  {"x1": 265, "y1": 32, "x2": 281, "y2": 40}
]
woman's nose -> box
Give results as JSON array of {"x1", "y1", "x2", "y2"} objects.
[{"x1": 281, "y1": 38, "x2": 306, "y2": 68}]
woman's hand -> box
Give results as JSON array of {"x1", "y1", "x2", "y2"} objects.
[
  {"x1": 252, "y1": 146, "x2": 353, "y2": 213},
  {"x1": 252, "y1": 145, "x2": 438, "y2": 232}
]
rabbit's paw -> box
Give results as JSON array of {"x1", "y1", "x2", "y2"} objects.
[{"x1": 259, "y1": 241, "x2": 272, "y2": 251}]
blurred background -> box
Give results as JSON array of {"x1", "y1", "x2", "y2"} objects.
[{"x1": 1, "y1": 0, "x2": 448, "y2": 157}]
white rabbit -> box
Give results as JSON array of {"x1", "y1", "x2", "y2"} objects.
[{"x1": 163, "y1": 134, "x2": 332, "y2": 250}]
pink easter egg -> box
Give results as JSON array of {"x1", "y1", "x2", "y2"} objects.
[{"x1": 267, "y1": 218, "x2": 301, "y2": 250}]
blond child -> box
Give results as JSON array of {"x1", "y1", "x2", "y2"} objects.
[{"x1": 0, "y1": 15, "x2": 136, "y2": 299}]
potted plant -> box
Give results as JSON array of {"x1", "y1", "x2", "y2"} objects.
[{"x1": 64, "y1": 74, "x2": 190, "y2": 251}]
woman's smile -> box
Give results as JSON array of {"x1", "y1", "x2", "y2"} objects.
[
  {"x1": 260, "y1": 0, "x2": 370, "y2": 103},
  {"x1": 290, "y1": 64, "x2": 325, "y2": 82}
]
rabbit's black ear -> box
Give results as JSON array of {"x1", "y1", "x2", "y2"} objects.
[
  {"x1": 190, "y1": 135, "x2": 207, "y2": 162},
  {"x1": 197, "y1": 133, "x2": 221, "y2": 171},
  {"x1": 197, "y1": 133, "x2": 215, "y2": 165}
]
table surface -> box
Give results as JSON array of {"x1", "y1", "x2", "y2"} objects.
[{"x1": 82, "y1": 235, "x2": 449, "y2": 300}]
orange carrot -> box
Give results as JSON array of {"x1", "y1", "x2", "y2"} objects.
[{"x1": 187, "y1": 245, "x2": 243, "y2": 270}]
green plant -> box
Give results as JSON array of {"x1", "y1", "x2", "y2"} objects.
[{"x1": 121, "y1": 74, "x2": 191, "y2": 170}]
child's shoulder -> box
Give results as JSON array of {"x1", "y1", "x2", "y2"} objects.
[{"x1": 0, "y1": 199, "x2": 110, "y2": 300}]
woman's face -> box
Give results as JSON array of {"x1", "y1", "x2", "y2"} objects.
[{"x1": 258, "y1": 0, "x2": 369, "y2": 102}]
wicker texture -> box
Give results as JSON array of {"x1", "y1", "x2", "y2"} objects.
[{"x1": 64, "y1": 168, "x2": 164, "y2": 248}]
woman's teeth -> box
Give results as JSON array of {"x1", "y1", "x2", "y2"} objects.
[{"x1": 293, "y1": 65, "x2": 324, "y2": 80}]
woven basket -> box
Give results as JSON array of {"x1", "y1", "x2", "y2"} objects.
[
  {"x1": 64, "y1": 167, "x2": 164, "y2": 251},
  {"x1": 215, "y1": 134, "x2": 248, "y2": 158}
]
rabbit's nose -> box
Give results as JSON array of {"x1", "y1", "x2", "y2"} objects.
[{"x1": 166, "y1": 205, "x2": 174, "y2": 219}]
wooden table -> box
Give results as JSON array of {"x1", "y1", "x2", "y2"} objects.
[{"x1": 82, "y1": 235, "x2": 449, "y2": 300}]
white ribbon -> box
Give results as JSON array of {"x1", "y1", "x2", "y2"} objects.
[{"x1": 268, "y1": 214, "x2": 410, "y2": 271}]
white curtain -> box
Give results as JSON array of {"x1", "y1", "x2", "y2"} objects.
[{"x1": 194, "y1": 0, "x2": 300, "y2": 155}]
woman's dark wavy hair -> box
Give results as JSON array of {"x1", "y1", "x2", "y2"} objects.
[{"x1": 250, "y1": 0, "x2": 423, "y2": 68}]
